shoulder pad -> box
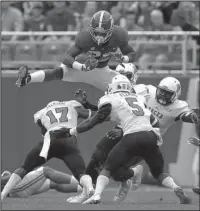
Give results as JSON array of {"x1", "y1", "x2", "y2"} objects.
[
  {"x1": 65, "y1": 100, "x2": 82, "y2": 108},
  {"x1": 34, "y1": 108, "x2": 45, "y2": 123},
  {"x1": 75, "y1": 30, "x2": 93, "y2": 48},
  {"x1": 98, "y1": 95, "x2": 111, "y2": 109},
  {"x1": 171, "y1": 100, "x2": 189, "y2": 118},
  {"x1": 113, "y1": 25, "x2": 129, "y2": 43}
]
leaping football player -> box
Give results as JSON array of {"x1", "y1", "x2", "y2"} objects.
[{"x1": 16, "y1": 10, "x2": 135, "y2": 92}]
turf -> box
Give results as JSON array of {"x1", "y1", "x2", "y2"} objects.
[{"x1": 2, "y1": 185, "x2": 199, "y2": 210}]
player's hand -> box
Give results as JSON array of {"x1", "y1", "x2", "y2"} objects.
[
  {"x1": 82, "y1": 56, "x2": 99, "y2": 72},
  {"x1": 106, "y1": 128, "x2": 123, "y2": 140},
  {"x1": 191, "y1": 108, "x2": 200, "y2": 124},
  {"x1": 112, "y1": 52, "x2": 124, "y2": 63},
  {"x1": 187, "y1": 137, "x2": 200, "y2": 147},
  {"x1": 74, "y1": 89, "x2": 87, "y2": 104},
  {"x1": 16, "y1": 65, "x2": 31, "y2": 87},
  {"x1": 50, "y1": 128, "x2": 71, "y2": 139}
]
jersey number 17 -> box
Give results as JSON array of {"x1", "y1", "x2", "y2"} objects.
[{"x1": 46, "y1": 107, "x2": 68, "y2": 124}]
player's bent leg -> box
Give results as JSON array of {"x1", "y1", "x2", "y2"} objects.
[
  {"x1": 1, "y1": 141, "x2": 45, "y2": 200},
  {"x1": 43, "y1": 166, "x2": 78, "y2": 185},
  {"x1": 142, "y1": 132, "x2": 191, "y2": 204},
  {"x1": 50, "y1": 182, "x2": 82, "y2": 193}
]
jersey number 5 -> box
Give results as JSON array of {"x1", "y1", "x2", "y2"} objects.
[
  {"x1": 46, "y1": 107, "x2": 68, "y2": 124},
  {"x1": 125, "y1": 97, "x2": 144, "y2": 116}
]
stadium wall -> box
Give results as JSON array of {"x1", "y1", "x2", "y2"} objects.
[{"x1": 1, "y1": 77, "x2": 198, "y2": 186}]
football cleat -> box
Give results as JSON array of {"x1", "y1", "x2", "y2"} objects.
[
  {"x1": 66, "y1": 192, "x2": 88, "y2": 204},
  {"x1": 192, "y1": 187, "x2": 200, "y2": 195},
  {"x1": 174, "y1": 187, "x2": 191, "y2": 204},
  {"x1": 83, "y1": 194, "x2": 101, "y2": 204},
  {"x1": 114, "y1": 179, "x2": 132, "y2": 204},
  {"x1": 16, "y1": 65, "x2": 31, "y2": 87}
]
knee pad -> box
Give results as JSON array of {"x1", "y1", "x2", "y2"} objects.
[{"x1": 14, "y1": 167, "x2": 28, "y2": 179}]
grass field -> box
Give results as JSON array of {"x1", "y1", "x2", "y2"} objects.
[{"x1": 2, "y1": 185, "x2": 199, "y2": 210}]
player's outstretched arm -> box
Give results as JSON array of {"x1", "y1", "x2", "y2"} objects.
[
  {"x1": 70, "y1": 104, "x2": 112, "y2": 136},
  {"x1": 175, "y1": 108, "x2": 200, "y2": 124}
]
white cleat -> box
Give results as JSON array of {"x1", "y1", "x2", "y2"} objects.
[
  {"x1": 66, "y1": 192, "x2": 88, "y2": 204},
  {"x1": 114, "y1": 179, "x2": 132, "y2": 204},
  {"x1": 131, "y1": 165, "x2": 143, "y2": 191},
  {"x1": 83, "y1": 194, "x2": 101, "y2": 204}
]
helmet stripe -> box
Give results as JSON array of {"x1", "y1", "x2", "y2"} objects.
[{"x1": 99, "y1": 11, "x2": 105, "y2": 28}]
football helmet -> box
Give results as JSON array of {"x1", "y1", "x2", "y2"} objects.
[
  {"x1": 116, "y1": 63, "x2": 138, "y2": 84},
  {"x1": 107, "y1": 75, "x2": 132, "y2": 94},
  {"x1": 89, "y1": 10, "x2": 114, "y2": 45},
  {"x1": 156, "y1": 77, "x2": 181, "y2": 105}
]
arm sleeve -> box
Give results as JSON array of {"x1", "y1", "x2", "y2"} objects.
[
  {"x1": 36, "y1": 119, "x2": 47, "y2": 136},
  {"x1": 82, "y1": 101, "x2": 98, "y2": 111},
  {"x1": 118, "y1": 29, "x2": 135, "y2": 62},
  {"x1": 76, "y1": 104, "x2": 112, "y2": 133},
  {"x1": 175, "y1": 108, "x2": 200, "y2": 123},
  {"x1": 75, "y1": 107, "x2": 93, "y2": 119},
  {"x1": 34, "y1": 108, "x2": 46, "y2": 123}
]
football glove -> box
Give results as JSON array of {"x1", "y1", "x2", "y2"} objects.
[
  {"x1": 82, "y1": 56, "x2": 99, "y2": 71},
  {"x1": 191, "y1": 108, "x2": 200, "y2": 124},
  {"x1": 187, "y1": 137, "x2": 200, "y2": 147},
  {"x1": 74, "y1": 89, "x2": 87, "y2": 104},
  {"x1": 106, "y1": 128, "x2": 123, "y2": 140},
  {"x1": 112, "y1": 52, "x2": 124, "y2": 63},
  {"x1": 16, "y1": 65, "x2": 31, "y2": 87},
  {"x1": 50, "y1": 127, "x2": 71, "y2": 139}
]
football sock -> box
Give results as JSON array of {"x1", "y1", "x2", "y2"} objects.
[
  {"x1": 80, "y1": 175, "x2": 94, "y2": 194},
  {"x1": 161, "y1": 176, "x2": 179, "y2": 190},
  {"x1": 94, "y1": 175, "x2": 109, "y2": 196},
  {"x1": 1, "y1": 173, "x2": 22, "y2": 199}
]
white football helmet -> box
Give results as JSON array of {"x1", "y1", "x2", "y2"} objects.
[
  {"x1": 107, "y1": 75, "x2": 133, "y2": 94},
  {"x1": 156, "y1": 77, "x2": 181, "y2": 105},
  {"x1": 115, "y1": 63, "x2": 138, "y2": 84}
]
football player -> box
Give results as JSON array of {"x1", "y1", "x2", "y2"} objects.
[
  {"x1": 15, "y1": 10, "x2": 135, "y2": 92},
  {"x1": 70, "y1": 65, "x2": 199, "y2": 203},
  {"x1": 1, "y1": 166, "x2": 82, "y2": 198},
  {"x1": 51, "y1": 75, "x2": 191, "y2": 205},
  {"x1": 1, "y1": 100, "x2": 94, "y2": 201}
]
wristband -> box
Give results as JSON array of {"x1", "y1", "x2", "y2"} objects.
[
  {"x1": 72, "y1": 61, "x2": 84, "y2": 71},
  {"x1": 70, "y1": 127, "x2": 78, "y2": 136},
  {"x1": 122, "y1": 55, "x2": 129, "y2": 63}
]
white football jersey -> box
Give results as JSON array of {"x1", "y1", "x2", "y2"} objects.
[
  {"x1": 34, "y1": 100, "x2": 82, "y2": 131},
  {"x1": 98, "y1": 92, "x2": 153, "y2": 135},
  {"x1": 134, "y1": 84, "x2": 190, "y2": 135}
]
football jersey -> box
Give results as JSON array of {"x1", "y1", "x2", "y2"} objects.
[
  {"x1": 98, "y1": 92, "x2": 153, "y2": 135},
  {"x1": 134, "y1": 84, "x2": 190, "y2": 135},
  {"x1": 34, "y1": 100, "x2": 82, "y2": 131}
]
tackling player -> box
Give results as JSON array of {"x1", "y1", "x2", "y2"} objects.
[
  {"x1": 1, "y1": 166, "x2": 82, "y2": 198},
  {"x1": 69, "y1": 64, "x2": 199, "y2": 203},
  {"x1": 1, "y1": 100, "x2": 94, "y2": 201},
  {"x1": 15, "y1": 10, "x2": 135, "y2": 92},
  {"x1": 51, "y1": 75, "x2": 191, "y2": 205}
]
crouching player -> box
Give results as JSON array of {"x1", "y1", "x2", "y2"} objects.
[
  {"x1": 1, "y1": 166, "x2": 82, "y2": 198},
  {"x1": 1, "y1": 100, "x2": 94, "y2": 201},
  {"x1": 52, "y1": 75, "x2": 191, "y2": 204}
]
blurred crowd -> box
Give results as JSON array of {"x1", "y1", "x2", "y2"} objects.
[{"x1": 1, "y1": 1, "x2": 200, "y2": 70}]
